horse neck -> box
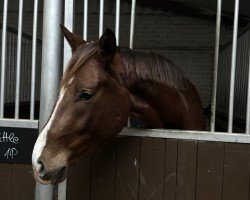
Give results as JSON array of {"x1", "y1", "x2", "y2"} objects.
[
  {"x1": 120, "y1": 76, "x2": 184, "y2": 128},
  {"x1": 120, "y1": 76, "x2": 205, "y2": 130},
  {"x1": 111, "y1": 53, "x2": 182, "y2": 128}
]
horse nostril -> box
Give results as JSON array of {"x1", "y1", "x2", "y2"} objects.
[{"x1": 37, "y1": 159, "x2": 46, "y2": 177}]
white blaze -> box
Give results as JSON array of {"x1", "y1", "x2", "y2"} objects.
[{"x1": 32, "y1": 87, "x2": 67, "y2": 172}]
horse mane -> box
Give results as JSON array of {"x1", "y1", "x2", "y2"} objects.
[
  {"x1": 118, "y1": 48, "x2": 188, "y2": 91},
  {"x1": 61, "y1": 43, "x2": 188, "y2": 91}
]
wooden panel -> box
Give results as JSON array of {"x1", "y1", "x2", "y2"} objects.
[
  {"x1": 11, "y1": 164, "x2": 35, "y2": 200},
  {"x1": 222, "y1": 143, "x2": 250, "y2": 200},
  {"x1": 139, "y1": 138, "x2": 165, "y2": 200},
  {"x1": 195, "y1": 142, "x2": 224, "y2": 200},
  {"x1": 115, "y1": 137, "x2": 140, "y2": 200},
  {"x1": 176, "y1": 140, "x2": 197, "y2": 200},
  {"x1": 164, "y1": 139, "x2": 178, "y2": 200},
  {"x1": 0, "y1": 163, "x2": 12, "y2": 200},
  {"x1": 67, "y1": 156, "x2": 91, "y2": 200},
  {"x1": 91, "y1": 141, "x2": 116, "y2": 200}
]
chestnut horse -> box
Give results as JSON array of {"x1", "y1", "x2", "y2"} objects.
[{"x1": 32, "y1": 25, "x2": 205, "y2": 184}]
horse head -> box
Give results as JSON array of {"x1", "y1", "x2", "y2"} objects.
[{"x1": 32, "y1": 26, "x2": 131, "y2": 184}]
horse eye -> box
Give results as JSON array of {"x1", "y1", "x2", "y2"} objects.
[{"x1": 79, "y1": 92, "x2": 93, "y2": 101}]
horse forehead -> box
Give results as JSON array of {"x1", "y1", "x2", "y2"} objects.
[{"x1": 76, "y1": 61, "x2": 107, "y2": 83}]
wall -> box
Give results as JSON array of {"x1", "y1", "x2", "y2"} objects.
[{"x1": 0, "y1": 0, "x2": 240, "y2": 108}]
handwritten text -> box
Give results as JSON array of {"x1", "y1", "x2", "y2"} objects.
[
  {"x1": 0, "y1": 132, "x2": 19, "y2": 144},
  {"x1": 4, "y1": 147, "x2": 18, "y2": 159}
]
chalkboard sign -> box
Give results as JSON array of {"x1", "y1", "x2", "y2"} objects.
[{"x1": 0, "y1": 127, "x2": 38, "y2": 164}]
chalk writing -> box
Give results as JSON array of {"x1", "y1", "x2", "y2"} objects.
[
  {"x1": 0, "y1": 127, "x2": 37, "y2": 163},
  {"x1": 4, "y1": 147, "x2": 18, "y2": 159},
  {"x1": 0, "y1": 132, "x2": 19, "y2": 160},
  {"x1": 0, "y1": 132, "x2": 19, "y2": 144}
]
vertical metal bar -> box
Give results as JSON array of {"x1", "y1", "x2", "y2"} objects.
[
  {"x1": 22, "y1": 39, "x2": 26, "y2": 102},
  {"x1": 63, "y1": 0, "x2": 75, "y2": 72},
  {"x1": 127, "y1": 0, "x2": 136, "y2": 127},
  {"x1": 35, "y1": 0, "x2": 62, "y2": 199},
  {"x1": 30, "y1": 0, "x2": 39, "y2": 120},
  {"x1": 11, "y1": 34, "x2": 16, "y2": 103},
  {"x1": 83, "y1": 0, "x2": 88, "y2": 40},
  {"x1": 115, "y1": 0, "x2": 120, "y2": 45},
  {"x1": 7, "y1": 33, "x2": 12, "y2": 103},
  {"x1": 58, "y1": 181, "x2": 67, "y2": 200},
  {"x1": 0, "y1": 0, "x2": 8, "y2": 118},
  {"x1": 228, "y1": 0, "x2": 239, "y2": 133},
  {"x1": 210, "y1": 0, "x2": 222, "y2": 132},
  {"x1": 15, "y1": 0, "x2": 24, "y2": 119},
  {"x1": 246, "y1": 34, "x2": 250, "y2": 134},
  {"x1": 129, "y1": 0, "x2": 136, "y2": 49},
  {"x1": 99, "y1": 0, "x2": 104, "y2": 37}
]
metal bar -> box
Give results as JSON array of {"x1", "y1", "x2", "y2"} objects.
[
  {"x1": 15, "y1": 0, "x2": 24, "y2": 119},
  {"x1": 99, "y1": 0, "x2": 104, "y2": 37},
  {"x1": 0, "y1": 0, "x2": 8, "y2": 118},
  {"x1": 30, "y1": 0, "x2": 39, "y2": 120},
  {"x1": 83, "y1": 0, "x2": 88, "y2": 40},
  {"x1": 246, "y1": 33, "x2": 250, "y2": 134},
  {"x1": 10, "y1": 34, "x2": 15, "y2": 103},
  {"x1": 210, "y1": 0, "x2": 222, "y2": 132},
  {"x1": 127, "y1": 0, "x2": 136, "y2": 126},
  {"x1": 228, "y1": 0, "x2": 239, "y2": 133},
  {"x1": 58, "y1": 180, "x2": 67, "y2": 200},
  {"x1": 120, "y1": 128, "x2": 250, "y2": 144},
  {"x1": 0, "y1": 119, "x2": 38, "y2": 129},
  {"x1": 22, "y1": 40, "x2": 26, "y2": 102},
  {"x1": 129, "y1": 0, "x2": 136, "y2": 49},
  {"x1": 6, "y1": 33, "x2": 12, "y2": 103},
  {"x1": 115, "y1": 0, "x2": 120, "y2": 45},
  {"x1": 35, "y1": 0, "x2": 62, "y2": 199},
  {"x1": 63, "y1": 0, "x2": 75, "y2": 72}
]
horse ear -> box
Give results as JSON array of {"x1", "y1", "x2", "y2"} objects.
[
  {"x1": 60, "y1": 24, "x2": 86, "y2": 52},
  {"x1": 99, "y1": 28, "x2": 116, "y2": 64}
]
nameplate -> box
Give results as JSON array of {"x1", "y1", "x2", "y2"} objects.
[{"x1": 0, "y1": 127, "x2": 38, "y2": 164}]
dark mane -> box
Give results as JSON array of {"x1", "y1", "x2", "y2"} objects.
[{"x1": 118, "y1": 48, "x2": 188, "y2": 91}]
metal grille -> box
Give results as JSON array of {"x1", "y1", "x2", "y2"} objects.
[
  {"x1": 0, "y1": 0, "x2": 40, "y2": 128},
  {"x1": 217, "y1": 29, "x2": 250, "y2": 128},
  {"x1": 0, "y1": 29, "x2": 42, "y2": 104}
]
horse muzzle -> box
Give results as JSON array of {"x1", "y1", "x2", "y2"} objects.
[{"x1": 33, "y1": 161, "x2": 68, "y2": 185}]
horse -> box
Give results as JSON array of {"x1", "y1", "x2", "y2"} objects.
[{"x1": 32, "y1": 25, "x2": 205, "y2": 185}]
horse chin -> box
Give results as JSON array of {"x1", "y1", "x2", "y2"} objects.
[{"x1": 33, "y1": 167, "x2": 68, "y2": 185}]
